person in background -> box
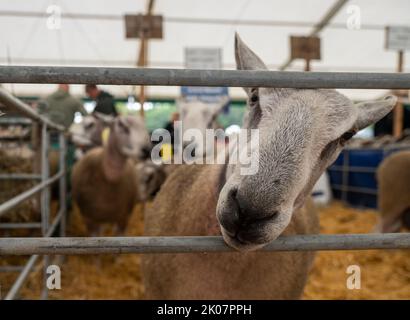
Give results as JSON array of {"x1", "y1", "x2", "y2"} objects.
[
  {"x1": 38, "y1": 84, "x2": 87, "y2": 129},
  {"x1": 38, "y1": 84, "x2": 87, "y2": 209},
  {"x1": 85, "y1": 84, "x2": 118, "y2": 116},
  {"x1": 165, "y1": 112, "x2": 180, "y2": 147}
]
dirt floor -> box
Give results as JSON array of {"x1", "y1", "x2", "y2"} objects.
[{"x1": 0, "y1": 202, "x2": 409, "y2": 300}]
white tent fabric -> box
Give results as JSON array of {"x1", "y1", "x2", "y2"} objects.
[{"x1": 1, "y1": 0, "x2": 409, "y2": 100}]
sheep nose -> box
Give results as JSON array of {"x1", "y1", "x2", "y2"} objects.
[
  {"x1": 218, "y1": 189, "x2": 279, "y2": 239},
  {"x1": 218, "y1": 188, "x2": 241, "y2": 236}
]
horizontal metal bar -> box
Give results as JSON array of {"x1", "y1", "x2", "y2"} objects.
[
  {"x1": 1, "y1": 66, "x2": 410, "y2": 89},
  {"x1": 328, "y1": 165, "x2": 377, "y2": 173},
  {"x1": 0, "y1": 265, "x2": 25, "y2": 272},
  {"x1": 331, "y1": 184, "x2": 378, "y2": 195},
  {"x1": 0, "y1": 57, "x2": 401, "y2": 73},
  {"x1": 0, "y1": 136, "x2": 30, "y2": 141},
  {"x1": 0, "y1": 234, "x2": 409, "y2": 256},
  {"x1": 0, "y1": 174, "x2": 41, "y2": 180},
  {"x1": 0, "y1": 87, "x2": 64, "y2": 131},
  {"x1": 0, "y1": 171, "x2": 63, "y2": 218},
  {"x1": 0, "y1": 222, "x2": 41, "y2": 229},
  {"x1": 0, "y1": 117, "x2": 32, "y2": 125}
]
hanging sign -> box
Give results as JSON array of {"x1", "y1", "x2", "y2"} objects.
[
  {"x1": 290, "y1": 36, "x2": 321, "y2": 61},
  {"x1": 385, "y1": 26, "x2": 410, "y2": 51},
  {"x1": 181, "y1": 48, "x2": 229, "y2": 103}
]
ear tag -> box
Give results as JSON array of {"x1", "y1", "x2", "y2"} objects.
[
  {"x1": 161, "y1": 143, "x2": 172, "y2": 161},
  {"x1": 102, "y1": 128, "x2": 110, "y2": 145}
]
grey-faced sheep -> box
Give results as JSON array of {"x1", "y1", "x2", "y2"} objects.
[
  {"x1": 71, "y1": 115, "x2": 151, "y2": 234},
  {"x1": 135, "y1": 160, "x2": 168, "y2": 202},
  {"x1": 141, "y1": 34, "x2": 397, "y2": 299},
  {"x1": 177, "y1": 96, "x2": 229, "y2": 159},
  {"x1": 69, "y1": 112, "x2": 112, "y2": 158},
  {"x1": 376, "y1": 150, "x2": 410, "y2": 232}
]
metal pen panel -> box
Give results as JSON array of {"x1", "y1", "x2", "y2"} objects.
[
  {"x1": 1, "y1": 66, "x2": 410, "y2": 89},
  {"x1": 0, "y1": 234, "x2": 409, "y2": 255}
]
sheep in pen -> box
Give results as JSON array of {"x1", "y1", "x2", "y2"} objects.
[{"x1": 0, "y1": 35, "x2": 409, "y2": 300}]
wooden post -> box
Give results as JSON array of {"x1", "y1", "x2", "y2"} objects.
[
  {"x1": 137, "y1": 30, "x2": 147, "y2": 118},
  {"x1": 305, "y1": 59, "x2": 311, "y2": 72},
  {"x1": 135, "y1": 0, "x2": 155, "y2": 119},
  {"x1": 290, "y1": 36, "x2": 320, "y2": 73},
  {"x1": 393, "y1": 50, "x2": 404, "y2": 138}
]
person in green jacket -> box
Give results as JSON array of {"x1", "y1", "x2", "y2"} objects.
[{"x1": 38, "y1": 84, "x2": 87, "y2": 129}]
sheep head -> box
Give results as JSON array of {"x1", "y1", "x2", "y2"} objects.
[{"x1": 216, "y1": 33, "x2": 397, "y2": 251}]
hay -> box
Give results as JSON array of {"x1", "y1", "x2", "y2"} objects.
[
  {"x1": 0, "y1": 149, "x2": 38, "y2": 228},
  {"x1": 1, "y1": 202, "x2": 409, "y2": 299},
  {"x1": 303, "y1": 202, "x2": 410, "y2": 299},
  {"x1": 15, "y1": 204, "x2": 147, "y2": 300}
]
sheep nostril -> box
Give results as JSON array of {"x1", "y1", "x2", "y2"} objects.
[
  {"x1": 218, "y1": 188, "x2": 241, "y2": 234},
  {"x1": 266, "y1": 211, "x2": 279, "y2": 221}
]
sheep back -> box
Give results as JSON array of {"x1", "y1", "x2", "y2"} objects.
[
  {"x1": 377, "y1": 150, "x2": 410, "y2": 231},
  {"x1": 71, "y1": 147, "x2": 138, "y2": 231}
]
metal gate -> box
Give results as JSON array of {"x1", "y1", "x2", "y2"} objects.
[{"x1": 0, "y1": 66, "x2": 409, "y2": 300}]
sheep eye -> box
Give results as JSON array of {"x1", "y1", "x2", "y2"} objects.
[
  {"x1": 249, "y1": 88, "x2": 258, "y2": 105},
  {"x1": 340, "y1": 130, "x2": 356, "y2": 144}
]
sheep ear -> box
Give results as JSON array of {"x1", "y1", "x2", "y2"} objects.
[
  {"x1": 235, "y1": 33, "x2": 267, "y2": 71},
  {"x1": 235, "y1": 33, "x2": 268, "y2": 97},
  {"x1": 354, "y1": 95, "x2": 397, "y2": 130}
]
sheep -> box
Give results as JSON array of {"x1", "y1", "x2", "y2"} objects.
[
  {"x1": 135, "y1": 160, "x2": 167, "y2": 202},
  {"x1": 69, "y1": 112, "x2": 112, "y2": 158},
  {"x1": 71, "y1": 115, "x2": 151, "y2": 235},
  {"x1": 376, "y1": 150, "x2": 410, "y2": 233},
  {"x1": 141, "y1": 34, "x2": 397, "y2": 299},
  {"x1": 177, "y1": 96, "x2": 229, "y2": 159}
]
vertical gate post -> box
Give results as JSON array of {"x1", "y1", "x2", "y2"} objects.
[
  {"x1": 40, "y1": 124, "x2": 50, "y2": 300},
  {"x1": 58, "y1": 132, "x2": 66, "y2": 237},
  {"x1": 31, "y1": 122, "x2": 42, "y2": 214}
]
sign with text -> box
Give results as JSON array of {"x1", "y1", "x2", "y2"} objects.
[
  {"x1": 290, "y1": 36, "x2": 321, "y2": 61},
  {"x1": 182, "y1": 48, "x2": 229, "y2": 102},
  {"x1": 124, "y1": 14, "x2": 163, "y2": 39},
  {"x1": 385, "y1": 26, "x2": 410, "y2": 51}
]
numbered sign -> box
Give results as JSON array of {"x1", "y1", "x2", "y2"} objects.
[
  {"x1": 182, "y1": 48, "x2": 229, "y2": 102},
  {"x1": 385, "y1": 26, "x2": 410, "y2": 51},
  {"x1": 124, "y1": 14, "x2": 163, "y2": 39},
  {"x1": 290, "y1": 36, "x2": 321, "y2": 61}
]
